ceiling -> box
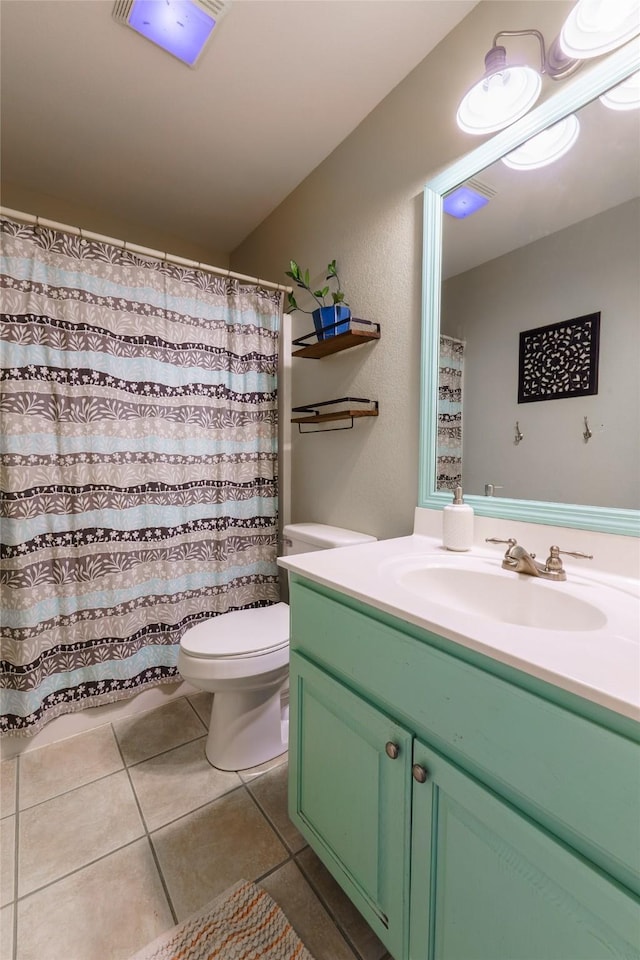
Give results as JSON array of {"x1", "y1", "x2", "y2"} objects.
[
  {"x1": 442, "y1": 90, "x2": 640, "y2": 279},
  {"x1": 0, "y1": 0, "x2": 477, "y2": 255}
]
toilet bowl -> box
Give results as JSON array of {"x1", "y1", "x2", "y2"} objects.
[{"x1": 178, "y1": 523, "x2": 376, "y2": 770}]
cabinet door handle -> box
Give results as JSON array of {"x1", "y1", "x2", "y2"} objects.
[
  {"x1": 385, "y1": 741, "x2": 400, "y2": 760},
  {"x1": 412, "y1": 763, "x2": 429, "y2": 783}
]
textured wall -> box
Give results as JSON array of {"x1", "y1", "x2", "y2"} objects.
[
  {"x1": 1, "y1": 180, "x2": 230, "y2": 267},
  {"x1": 230, "y1": 1, "x2": 573, "y2": 541}
]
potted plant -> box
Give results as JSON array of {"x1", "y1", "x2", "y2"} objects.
[{"x1": 285, "y1": 259, "x2": 351, "y2": 340}]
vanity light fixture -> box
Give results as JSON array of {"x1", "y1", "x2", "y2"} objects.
[
  {"x1": 560, "y1": 0, "x2": 640, "y2": 60},
  {"x1": 502, "y1": 114, "x2": 581, "y2": 170},
  {"x1": 455, "y1": 32, "x2": 547, "y2": 136},
  {"x1": 112, "y1": 0, "x2": 231, "y2": 67},
  {"x1": 599, "y1": 68, "x2": 640, "y2": 109},
  {"x1": 456, "y1": 1, "x2": 640, "y2": 136}
]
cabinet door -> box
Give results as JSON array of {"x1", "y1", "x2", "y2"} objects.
[
  {"x1": 289, "y1": 652, "x2": 412, "y2": 960},
  {"x1": 409, "y1": 739, "x2": 640, "y2": 960}
]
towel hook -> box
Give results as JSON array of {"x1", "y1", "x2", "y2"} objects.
[
  {"x1": 583, "y1": 416, "x2": 593, "y2": 443},
  {"x1": 514, "y1": 421, "x2": 524, "y2": 445}
]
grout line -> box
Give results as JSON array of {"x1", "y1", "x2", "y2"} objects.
[
  {"x1": 112, "y1": 722, "x2": 179, "y2": 926},
  {"x1": 12, "y1": 757, "x2": 20, "y2": 960},
  {"x1": 242, "y1": 776, "x2": 296, "y2": 855},
  {"x1": 292, "y1": 851, "x2": 367, "y2": 960}
]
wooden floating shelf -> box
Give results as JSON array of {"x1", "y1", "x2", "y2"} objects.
[
  {"x1": 291, "y1": 409, "x2": 378, "y2": 425},
  {"x1": 291, "y1": 397, "x2": 379, "y2": 433},
  {"x1": 292, "y1": 319, "x2": 380, "y2": 359}
]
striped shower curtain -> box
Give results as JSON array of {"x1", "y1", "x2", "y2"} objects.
[
  {"x1": 0, "y1": 218, "x2": 282, "y2": 735},
  {"x1": 437, "y1": 335, "x2": 464, "y2": 491}
]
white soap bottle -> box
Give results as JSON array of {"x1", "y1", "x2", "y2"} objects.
[{"x1": 443, "y1": 485, "x2": 473, "y2": 551}]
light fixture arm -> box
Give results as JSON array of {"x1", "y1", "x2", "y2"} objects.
[
  {"x1": 492, "y1": 29, "x2": 547, "y2": 74},
  {"x1": 490, "y1": 27, "x2": 580, "y2": 82}
]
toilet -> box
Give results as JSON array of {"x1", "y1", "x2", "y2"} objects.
[{"x1": 177, "y1": 522, "x2": 376, "y2": 770}]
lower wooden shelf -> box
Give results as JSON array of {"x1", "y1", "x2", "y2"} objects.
[{"x1": 291, "y1": 398, "x2": 379, "y2": 433}]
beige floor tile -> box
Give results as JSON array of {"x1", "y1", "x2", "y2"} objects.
[
  {"x1": 1, "y1": 903, "x2": 14, "y2": 960},
  {"x1": 260, "y1": 860, "x2": 358, "y2": 960},
  {"x1": 18, "y1": 770, "x2": 144, "y2": 896},
  {"x1": 113, "y1": 698, "x2": 206, "y2": 765},
  {"x1": 129, "y1": 736, "x2": 241, "y2": 831},
  {"x1": 18, "y1": 724, "x2": 122, "y2": 809},
  {"x1": 0, "y1": 760, "x2": 17, "y2": 819},
  {"x1": 238, "y1": 749, "x2": 288, "y2": 783},
  {"x1": 296, "y1": 846, "x2": 389, "y2": 960},
  {"x1": 247, "y1": 761, "x2": 306, "y2": 853},
  {"x1": 0, "y1": 817, "x2": 15, "y2": 908},
  {"x1": 152, "y1": 787, "x2": 288, "y2": 921},
  {"x1": 16, "y1": 839, "x2": 174, "y2": 960},
  {"x1": 186, "y1": 691, "x2": 212, "y2": 727}
]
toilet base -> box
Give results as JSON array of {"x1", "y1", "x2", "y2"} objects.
[{"x1": 205, "y1": 680, "x2": 288, "y2": 771}]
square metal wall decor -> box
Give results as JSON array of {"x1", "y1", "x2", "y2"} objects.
[{"x1": 518, "y1": 312, "x2": 600, "y2": 404}]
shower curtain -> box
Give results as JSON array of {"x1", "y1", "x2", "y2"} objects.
[
  {"x1": 0, "y1": 217, "x2": 282, "y2": 735},
  {"x1": 437, "y1": 335, "x2": 465, "y2": 491}
]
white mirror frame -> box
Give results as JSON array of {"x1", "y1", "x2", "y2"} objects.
[{"x1": 420, "y1": 41, "x2": 640, "y2": 537}]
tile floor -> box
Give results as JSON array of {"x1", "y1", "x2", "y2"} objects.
[{"x1": 0, "y1": 693, "x2": 391, "y2": 960}]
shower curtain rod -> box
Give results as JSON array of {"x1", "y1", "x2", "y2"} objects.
[{"x1": 0, "y1": 206, "x2": 293, "y2": 294}]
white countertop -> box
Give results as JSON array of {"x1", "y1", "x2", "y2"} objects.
[{"x1": 279, "y1": 534, "x2": 640, "y2": 723}]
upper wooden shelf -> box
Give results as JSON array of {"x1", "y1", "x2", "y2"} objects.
[{"x1": 292, "y1": 318, "x2": 380, "y2": 359}]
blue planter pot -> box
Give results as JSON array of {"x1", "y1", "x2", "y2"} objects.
[{"x1": 312, "y1": 305, "x2": 351, "y2": 341}]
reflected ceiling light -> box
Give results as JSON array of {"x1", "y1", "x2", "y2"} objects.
[
  {"x1": 501, "y1": 114, "x2": 581, "y2": 170},
  {"x1": 560, "y1": 0, "x2": 640, "y2": 60},
  {"x1": 456, "y1": 29, "x2": 578, "y2": 135},
  {"x1": 112, "y1": 0, "x2": 231, "y2": 67},
  {"x1": 443, "y1": 185, "x2": 490, "y2": 218},
  {"x1": 599, "y1": 68, "x2": 640, "y2": 109}
]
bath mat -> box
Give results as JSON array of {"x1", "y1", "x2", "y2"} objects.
[{"x1": 129, "y1": 878, "x2": 315, "y2": 960}]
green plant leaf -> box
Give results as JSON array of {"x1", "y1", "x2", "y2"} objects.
[
  {"x1": 327, "y1": 259, "x2": 337, "y2": 276},
  {"x1": 289, "y1": 260, "x2": 301, "y2": 280},
  {"x1": 304, "y1": 269, "x2": 310, "y2": 287}
]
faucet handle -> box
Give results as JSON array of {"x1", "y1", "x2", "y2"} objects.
[
  {"x1": 485, "y1": 537, "x2": 520, "y2": 559},
  {"x1": 545, "y1": 545, "x2": 594, "y2": 573}
]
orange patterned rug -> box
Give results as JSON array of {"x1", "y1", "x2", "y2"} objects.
[{"x1": 129, "y1": 879, "x2": 314, "y2": 960}]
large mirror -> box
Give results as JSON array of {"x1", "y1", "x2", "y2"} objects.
[{"x1": 420, "y1": 41, "x2": 640, "y2": 536}]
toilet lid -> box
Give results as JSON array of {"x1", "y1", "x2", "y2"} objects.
[{"x1": 180, "y1": 602, "x2": 289, "y2": 659}]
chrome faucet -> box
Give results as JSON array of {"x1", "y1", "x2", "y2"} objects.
[{"x1": 485, "y1": 538, "x2": 593, "y2": 582}]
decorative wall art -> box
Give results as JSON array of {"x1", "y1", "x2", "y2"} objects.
[{"x1": 518, "y1": 312, "x2": 600, "y2": 403}]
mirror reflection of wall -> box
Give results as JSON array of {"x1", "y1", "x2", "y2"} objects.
[{"x1": 439, "y1": 96, "x2": 640, "y2": 510}]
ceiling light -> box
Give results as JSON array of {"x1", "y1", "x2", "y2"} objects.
[
  {"x1": 113, "y1": 0, "x2": 231, "y2": 67},
  {"x1": 501, "y1": 114, "x2": 581, "y2": 170},
  {"x1": 443, "y1": 185, "x2": 490, "y2": 218},
  {"x1": 599, "y1": 68, "x2": 640, "y2": 109},
  {"x1": 560, "y1": 0, "x2": 640, "y2": 60}
]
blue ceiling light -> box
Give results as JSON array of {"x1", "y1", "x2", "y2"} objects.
[
  {"x1": 443, "y1": 185, "x2": 490, "y2": 219},
  {"x1": 113, "y1": 0, "x2": 231, "y2": 67}
]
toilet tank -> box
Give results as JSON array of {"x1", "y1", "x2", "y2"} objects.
[{"x1": 282, "y1": 522, "x2": 376, "y2": 555}]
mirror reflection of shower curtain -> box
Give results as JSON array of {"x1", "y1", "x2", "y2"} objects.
[
  {"x1": 438, "y1": 335, "x2": 464, "y2": 491},
  {"x1": 0, "y1": 217, "x2": 282, "y2": 736}
]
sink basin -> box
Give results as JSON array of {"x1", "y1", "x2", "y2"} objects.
[{"x1": 395, "y1": 563, "x2": 608, "y2": 632}]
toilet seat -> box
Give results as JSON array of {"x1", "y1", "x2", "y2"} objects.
[{"x1": 180, "y1": 602, "x2": 289, "y2": 660}]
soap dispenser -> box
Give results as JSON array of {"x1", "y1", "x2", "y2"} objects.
[{"x1": 443, "y1": 485, "x2": 473, "y2": 551}]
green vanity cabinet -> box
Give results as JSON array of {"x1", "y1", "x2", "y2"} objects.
[
  {"x1": 410, "y1": 740, "x2": 639, "y2": 959},
  {"x1": 289, "y1": 651, "x2": 413, "y2": 960},
  {"x1": 287, "y1": 576, "x2": 640, "y2": 960}
]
